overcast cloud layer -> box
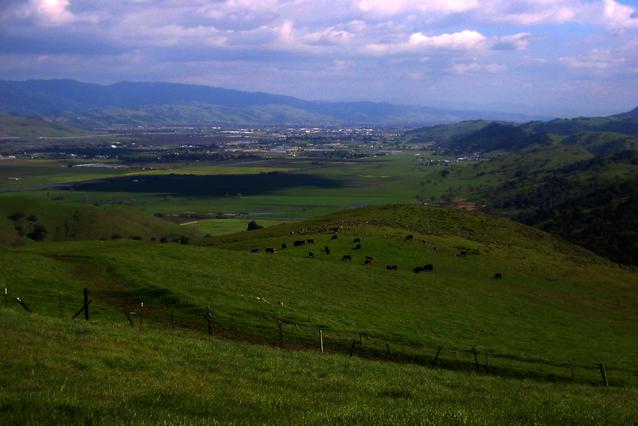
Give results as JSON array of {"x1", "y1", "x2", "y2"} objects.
[{"x1": 1, "y1": 0, "x2": 638, "y2": 116}]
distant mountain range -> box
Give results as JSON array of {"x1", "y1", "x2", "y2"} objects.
[{"x1": 0, "y1": 79, "x2": 546, "y2": 128}]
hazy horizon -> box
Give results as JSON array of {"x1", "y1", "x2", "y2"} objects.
[{"x1": 1, "y1": 0, "x2": 638, "y2": 117}]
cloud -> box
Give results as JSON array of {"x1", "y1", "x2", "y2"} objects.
[
  {"x1": 603, "y1": 0, "x2": 638, "y2": 28},
  {"x1": 365, "y1": 30, "x2": 531, "y2": 55},
  {"x1": 29, "y1": 0, "x2": 78, "y2": 25},
  {"x1": 356, "y1": 0, "x2": 480, "y2": 16}
]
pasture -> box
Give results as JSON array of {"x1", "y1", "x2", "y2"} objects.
[{"x1": 1, "y1": 309, "x2": 637, "y2": 425}]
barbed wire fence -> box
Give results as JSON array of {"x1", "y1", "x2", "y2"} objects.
[{"x1": 2, "y1": 285, "x2": 631, "y2": 388}]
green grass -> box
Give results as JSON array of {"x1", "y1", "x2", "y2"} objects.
[
  {"x1": 1, "y1": 309, "x2": 637, "y2": 425},
  {"x1": 0, "y1": 194, "x2": 199, "y2": 244},
  {"x1": 181, "y1": 218, "x2": 288, "y2": 236},
  {"x1": 3, "y1": 205, "x2": 637, "y2": 387}
]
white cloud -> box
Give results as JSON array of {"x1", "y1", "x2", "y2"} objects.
[
  {"x1": 367, "y1": 30, "x2": 487, "y2": 54},
  {"x1": 603, "y1": 0, "x2": 638, "y2": 28},
  {"x1": 356, "y1": 0, "x2": 480, "y2": 16},
  {"x1": 30, "y1": 0, "x2": 77, "y2": 25},
  {"x1": 452, "y1": 62, "x2": 507, "y2": 74}
]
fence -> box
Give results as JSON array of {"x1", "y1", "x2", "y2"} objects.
[{"x1": 2, "y1": 286, "x2": 634, "y2": 388}]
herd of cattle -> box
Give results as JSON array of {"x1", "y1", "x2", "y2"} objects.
[{"x1": 249, "y1": 232, "x2": 502, "y2": 279}]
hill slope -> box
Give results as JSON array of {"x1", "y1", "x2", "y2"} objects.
[
  {"x1": 0, "y1": 113, "x2": 86, "y2": 138},
  {"x1": 0, "y1": 195, "x2": 198, "y2": 244},
  {"x1": 3, "y1": 205, "x2": 637, "y2": 388},
  {"x1": 0, "y1": 79, "x2": 540, "y2": 127}
]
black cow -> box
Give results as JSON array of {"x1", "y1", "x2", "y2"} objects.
[
  {"x1": 308, "y1": 252, "x2": 314, "y2": 258},
  {"x1": 353, "y1": 237, "x2": 361, "y2": 243},
  {"x1": 331, "y1": 235, "x2": 338, "y2": 240},
  {"x1": 250, "y1": 248, "x2": 259, "y2": 253},
  {"x1": 281, "y1": 243, "x2": 287, "y2": 249},
  {"x1": 494, "y1": 272, "x2": 502, "y2": 280},
  {"x1": 353, "y1": 243, "x2": 362, "y2": 250},
  {"x1": 266, "y1": 248, "x2": 276, "y2": 254},
  {"x1": 324, "y1": 246, "x2": 331, "y2": 255},
  {"x1": 293, "y1": 240, "x2": 306, "y2": 247},
  {"x1": 405, "y1": 234, "x2": 414, "y2": 241},
  {"x1": 364, "y1": 259, "x2": 373, "y2": 265},
  {"x1": 386, "y1": 265, "x2": 398, "y2": 271},
  {"x1": 307, "y1": 239, "x2": 314, "y2": 245},
  {"x1": 342, "y1": 255, "x2": 352, "y2": 262},
  {"x1": 413, "y1": 264, "x2": 434, "y2": 273}
]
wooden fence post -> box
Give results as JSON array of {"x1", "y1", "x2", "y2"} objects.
[
  {"x1": 139, "y1": 302, "x2": 144, "y2": 327},
  {"x1": 386, "y1": 343, "x2": 394, "y2": 362},
  {"x1": 206, "y1": 306, "x2": 213, "y2": 336},
  {"x1": 4, "y1": 288, "x2": 7, "y2": 308},
  {"x1": 124, "y1": 310, "x2": 134, "y2": 326},
  {"x1": 472, "y1": 347, "x2": 480, "y2": 372},
  {"x1": 319, "y1": 330, "x2": 324, "y2": 353},
  {"x1": 599, "y1": 362, "x2": 609, "y2": 386},
  {"x1": 16, "y1": 297, "x2": 31, "y2": 313},
  {"x1": 434, "y1": 346, "x2": 443, "y2": 364},
  {"x1": 83, "y1": 288, "x2": 89, "y2": 320},
  {"x1": 278, "y1": 320, "x2": 283, "y2": 347},
  {"x1": 349, "y1": 339, "x2": 356, "y2": 357}
]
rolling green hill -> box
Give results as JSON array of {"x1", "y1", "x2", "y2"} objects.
[
  {"x1": 3, "y1": 205, "x2": 637, "y2": 380},
  {"x1": 0, "y1": 195, "x2": 198, "y2": 244}
]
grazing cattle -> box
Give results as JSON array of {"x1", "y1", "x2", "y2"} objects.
[
  {"x1": 341, "y1": 255, "x2": 352, "y2": 262},
  {"x1": 494, "y1": 272, "x2": 502, "y2": 280},
  {"x1": 251, "y1": 248, "x2": 259, "y2": 253},
  {"x1": 364, "y1": 259, "x2": 373, "y2": 265},
  {"x1": 324, "y1": 246, "x2": 331, "y2": 255},
  {"x1": 331, "y1": 235, "x2": 338, "y2": 240},
  {"x1": 413, "y1": 264, "x2": 434, "y2": 273},
  {"x1": 307, "y1": 239, "x2": 314, "y2": 245},
  {"x1": 293, "y1": 240, "x2": 306, "y2": 247},
  {"x1": 353, "y1": 238, "x2": 361, "y2": 243},
  {"x1": 353, "y1": 243, "x2": 362, "y2": 250},
  {"x1": 308, "y1": 252, "x2": 314, "y2": 258},
  {"x1": 386, "y1": 265, "x2": 398, "y2": 271},
  {"x1": 281, "y1": 243, "x2": 287, "y2": 249},
  {"x1": 266, "y1": 248, "x2": 276, "y2": 254},
  {"x1": 405, "y1": 234, "x2": 414, "y2": 241},
  {"x1": 290, "y1": 231, "x2": 295, "y2": 235}
]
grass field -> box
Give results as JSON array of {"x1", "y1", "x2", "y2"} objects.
[
  {"x1": 2, "y1": 205, "x2": 636, "y2": 388},
  {"x1": 2, "y1": 309, "x2": 637, "y2": 425}
]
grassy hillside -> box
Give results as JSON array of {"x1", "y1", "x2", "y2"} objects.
[
  {"x1": 1, "y1": 310, "x2": 636, "y2": 425},
  {"x1": 0, "y1": 113, "x2": 85, "y2": 138},
  {"x1": 2, "y1": 205, "x2": 637, "y2": 388},
  {"x1": 0, "y1": 194, "x2": 198, "y2": 244}
]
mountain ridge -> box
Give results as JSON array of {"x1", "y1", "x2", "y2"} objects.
[{"x1": 0, "y1": 79, "x2": 547, "y2": 127}]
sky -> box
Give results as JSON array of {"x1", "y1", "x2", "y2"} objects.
[{"x1": 1, "y1": 0, "x2": 638, "y2": 117}]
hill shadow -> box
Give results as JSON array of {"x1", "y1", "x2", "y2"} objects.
[{"x1": 68, "y1": 172, "x2": 345, "y2": 197}]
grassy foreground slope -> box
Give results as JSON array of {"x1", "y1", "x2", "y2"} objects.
[
  {"x1": 1, "y1": 309, "x2": 637, "y2": 425},
  {"x1": 3, "y1": 205, "x2": 637, "y2": 387}
]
